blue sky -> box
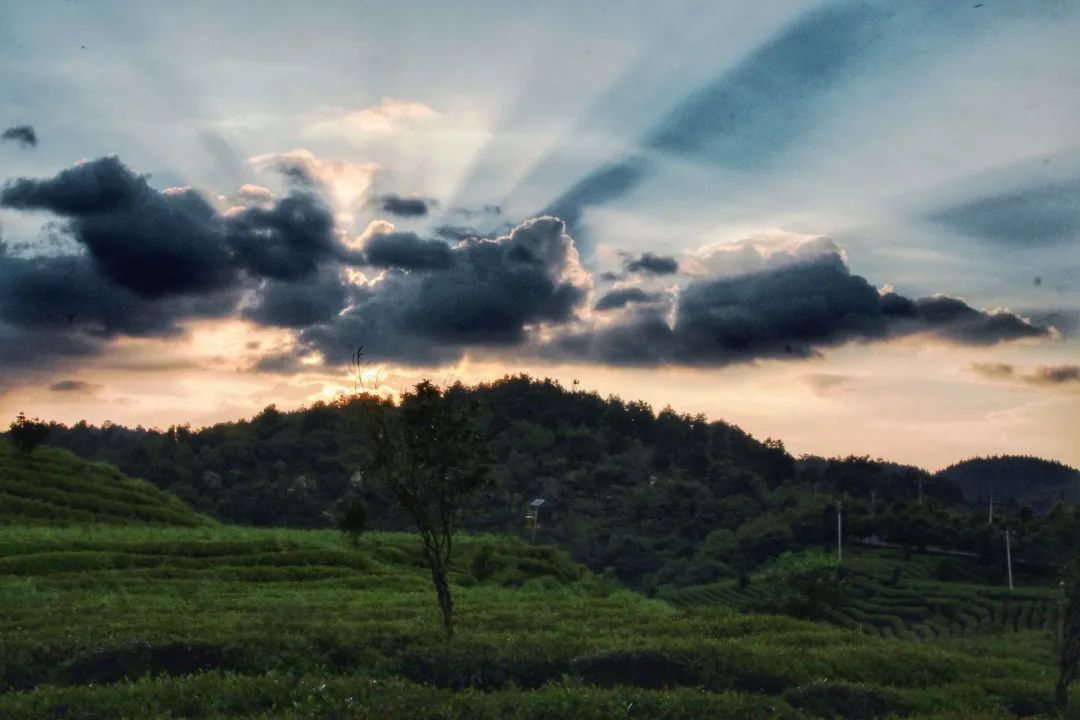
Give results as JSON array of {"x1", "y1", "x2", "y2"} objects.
[{"x1": 0, "y1": 0, "x2": 1077, "y2": 468}]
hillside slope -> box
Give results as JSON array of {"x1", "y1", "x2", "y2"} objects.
[
  {"x1": 0, "y1": 441, "x2": 212, "y2": 527},
  {"x1": 937, "y1": 456, "x2": 1080, "y2": 511}
]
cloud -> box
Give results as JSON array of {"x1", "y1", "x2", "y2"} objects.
[
  {"x1": 0, "y1": 252, "x2": 238, "y2": 339},
  {"x1": 49, "y1": 379, "x2": 102, "y2": 395},
  {"x1": 233, "y1": 184, "x2": 274, "y2": 205},
  {"x1": 594, "y1": 287, "x2": 665, "y2": 311},
  {"x1": 549, "y1": 251, "x2": 1054, "y2": 366},
  {"x1": 1, "y1": 157, "x2": 237, "y2": 298},
  {"x1": 379, "y1": 193, "x2": 431, "y2": 217},
  {"x1": 625, "y1": 252, "x2": 679, "y2": 275},
  {"x1": 0, "y1": 157, "x2": 1059, "y2": 379},
  {"x1": 226, "y1": 192, "x2": 344, "y2": 281},
  {"x1": 1, "y1": 125, "x2": 37, "y2": 148},
  {"x1": 0, "y1": 156, "x2": 358, "y2": 373},
  {"x1": 973, "y1": 362, "x2": 1080, "y2": 388},
  {"x1": 241, "y1": 266, "x2": 347, "y2": 328},
  {"x1": 683, "y1": 232, "x2": 841, "y2": 278},
  {"x1": 249, "y1": 149, "x2": 381, "y2": 210},
  {"x1": 298, "y1": 216, "x2": 590, "y2": 365},
  {"x1": 929, "y1": 177, "x2": 1080, "y2": 246},
  {"x1": 896, "y1": 295, "x2": 1050, "y2": 346},
  {"x1": 1031, "y1": 365, "x2": 1080, "y2": 385},
  {"x1": 2, "y1": 156, "x2": 354, "y2": 291},
  {"x1": 307, "y1": 98, "x2": 439, "y2": 136},
  {"x1": 362, "y1": 231, "x2": 455, "y2": 271},
  {"x1": 970, "y1": 362, "x2": 1016, "y2": 381}
]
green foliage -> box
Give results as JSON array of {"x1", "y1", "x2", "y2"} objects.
[
  {"x1": 0, "y1": 525, "x2": 1062, "y2": 719},
  {"x1": 753, "y1": 552, "x2": 846, "y2": 619},
  {"x1": 0, "y1": 441, "x2": 212, "y2": 527},
  {"x1": 7, "y1": 413, "x2": 51, "y2": 457}
]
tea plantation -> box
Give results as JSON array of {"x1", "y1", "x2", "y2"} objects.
[
  {"x1": 0, "y1": 446, "x2": 1069, "y2": 718},
  {"x1": 0, "y1": 443, "x2": 212, "y2": 527},
  {"x1": 660, "y1": 547, "x2": 1062, "y2": 642}
]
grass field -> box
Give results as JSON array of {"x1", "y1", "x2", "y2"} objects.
[{"x1": 0, "y1": 524, "x2": 1067, "y2": 719}]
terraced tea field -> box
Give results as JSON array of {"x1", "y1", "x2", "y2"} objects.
[
  {"x1": 0, "y1": 524, "x2": 1064, "y2": 719},
  {"x1": 658, "y1": 547, "x2": 1060, "y2": 642},
  {"x1": 0, "y1": 443, "x2": 212, "y2": 527}
]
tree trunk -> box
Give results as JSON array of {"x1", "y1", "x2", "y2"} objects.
[
  {"x1": 1057, "y1": 666, "x2": 1074, "y2": 714},
  {"x1": 426, "y1": 553, "x2": 454, "y2": 639}
]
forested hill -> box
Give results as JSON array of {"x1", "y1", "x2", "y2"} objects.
[
  {"x1": 936, "y1": 456, "x2": 1080, "y2": 511},
  {"x1": 16, "y1": 375, "x2": 969, "y2": 590},
  {"x1": 39, "y1": 374, "x2": 795, "y2": 526}
]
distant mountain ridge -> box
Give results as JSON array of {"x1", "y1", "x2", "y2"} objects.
[{"x1": 936, "y1": 455, "x2": 1080, "y2": 511}]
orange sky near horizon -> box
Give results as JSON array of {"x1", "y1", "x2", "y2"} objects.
[{"x1": 1, "y1": 319, "x2": 1075, "y2": 473}]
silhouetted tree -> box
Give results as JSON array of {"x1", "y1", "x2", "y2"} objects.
[
  {"x1": 363, "y1": 381, "x2": 492, "y2": 638},
  {"x1": 337, "y1": 495, "x2": 368, "y2": 546},
  {"x1": 8, "y1": 413, "x2": 51, "y2": 457}
]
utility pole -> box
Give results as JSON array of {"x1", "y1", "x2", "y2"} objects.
[
  {"x1": 988, "y1": 489, "x2": 994, "y2": 525},
  {"x1": 1005, "y1": 527, "x2": 1014, "y2": 591},
  {"x1": 836, "y1": 500, "x2": 843, "y2": 565},
  {"x1": 527, "y1": 498, "x2": 545, "y2": 545},
  {"x1": 917, "y1": 479, "x2": 923, "y2": 505}
]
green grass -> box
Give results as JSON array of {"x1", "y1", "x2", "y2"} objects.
[
  {"x1": 0, "y1": 442, "x2": 212, "y2": 527},
  {"x1": 0, "y1": 525, "x2": 1066, "y2": 719}
]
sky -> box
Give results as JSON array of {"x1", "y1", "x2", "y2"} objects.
[{"x1": 0, "y1": 0, "x2": 1077, "y2": 470}]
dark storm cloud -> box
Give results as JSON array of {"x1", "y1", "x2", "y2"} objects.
[
  {"x1": 0, "y1": 156, "x2": 357, "y2": 372},
  {"x1": 299, "y1": 216, "x2": 589, "y2": 364},
  {"x1": 625, "y1": 252, "x2": 679, "y2": 275},
  {"x1": 49, "y1": 379, "x2": 102, "y2": 394},
  {"x1": 1, "y1": 157, "x2": 236, "y2": 297},
  {"x1": 362, "y1": 232, "x2": 455, "y2": 270},
  {"x1": 536, "y1": 3, "x2": 887, "y2": 239},
  {"x1": 2, "y1": 125, "x2": 38, "y2": 148},
  {"x1": 0, "y1": 253, "x2": 237, "y2": 339},
  {"x1": 550, "y1": 253, "x2": 1053, "y2": 366},
  {"x1": 0, "y1": 156, "x2": 1058, "y2": 378},
  {"x1": 2, "y1": 155, "x2": 146, "y2": 215},
  {"x1": 928, "y1": 177, "x2": 1080, "y2": 245},
  {"x1": 379, "y1": 193, "x2": 431, "y2": 217},
  {"x1": 242, "y1": 266, "x2": 347, "y2": 328},
  {"x1": 226, "y1": 192, "x2": 343, "y2": 280},
  {"x1": 900, "y1": 295, "x2": 1049, "y2": 345},
  {"x1": 1, "y1": 156, "x2": 352, "y2": 294},
  {"x1": 0, "y1": 323, "x2": 100, "y2": 372},
  {"x1": 594, "y1": 287, "x2": 664, "y2": 311}
]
